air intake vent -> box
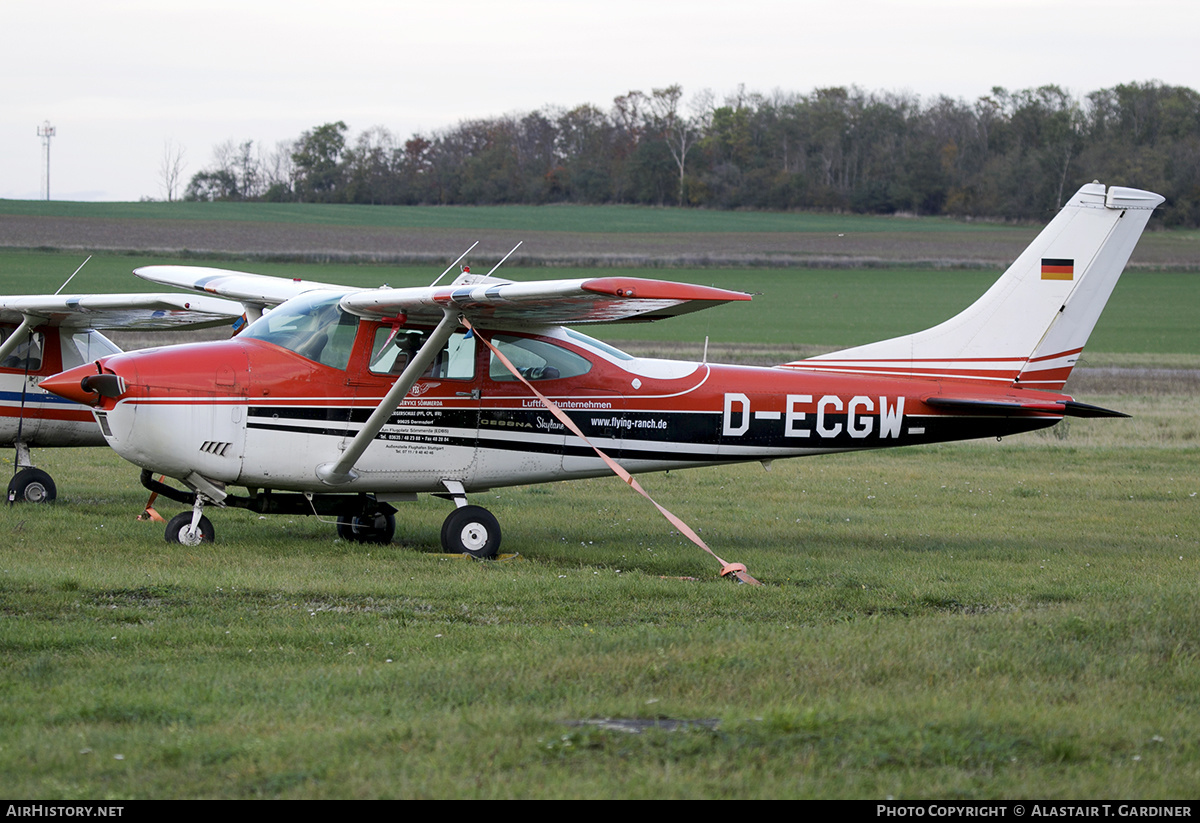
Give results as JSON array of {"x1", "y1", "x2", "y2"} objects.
[{"x1": 199, "y1": 441, "x2": 232, "y2": 457}]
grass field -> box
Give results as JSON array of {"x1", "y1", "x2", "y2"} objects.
[
  {"x1": 0, "y1": 198, "x2": 1024, "y2": 233},
  {"x1": 2, "y1": 250, "x2": 1198, "y2": 357},
  {"x1": 0, "y1": 208, "x2": 1197, "y2": 798},
  {"x1": 1, "y1": 433, "x2": 1197, "y2": 799}
]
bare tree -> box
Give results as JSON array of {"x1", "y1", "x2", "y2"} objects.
[
  {"x1": 650, "y1": 85, "x2": 701, "y2": 206},
  {"x1": 233, "y1": 140, "x2": 262, "y2": 199},
  {"x1": 262, "y1": 139, "x2": 296, "y2": 199},
  {"x1": 158, "y1": 139, "x2": 187, "y2": 202}
]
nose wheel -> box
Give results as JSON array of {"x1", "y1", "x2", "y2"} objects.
[{"x1": 164, "y1": 511, "x2": 215, "y2": 545}]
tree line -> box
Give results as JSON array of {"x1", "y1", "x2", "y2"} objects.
[{"x1": 179, "y1": 81, "x2": 1200, "y2": 227}]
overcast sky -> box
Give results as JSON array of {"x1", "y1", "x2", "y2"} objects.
[{"x1": 3, "y1": 0, "x2": 1197, "y2": 202}]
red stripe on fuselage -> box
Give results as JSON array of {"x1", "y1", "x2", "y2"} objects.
[{"x1": 0, "y1": 405, "x2": 93, "y2": 423}]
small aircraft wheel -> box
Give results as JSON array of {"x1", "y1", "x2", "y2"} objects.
[
  {"x1": 336, "y1": 511, "x2": 396, "y2": 544},
  {"x1": 440, "y1": 505, "x2": 501, "y2": 559},
  {"x1": 164, "y1": 512, "x2": 215, "y2": 546},
  {"x1": 7, "y1": 468, "x2": 56, "y2": 504}
]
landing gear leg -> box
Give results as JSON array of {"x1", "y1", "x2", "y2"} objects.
[{"x1": 438, "y1": 481, "x2": 501, "y2": 559}]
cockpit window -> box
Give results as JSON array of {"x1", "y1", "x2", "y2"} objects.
[
  {"x1": 0, "y1": 328, "x2": 43, "y2": 371},
  {"x1": 240, "y1": 291, "x2": 359, "y2": 370},
  {"x1": 488, "y1": 335, "x2": 591, "y2": 382},
  {"x1": 563, "y1": 328, "x2": 634, "y2": 361},
  {"x1": 61, "y1": 330, "x2": 121, "y2": 370},
  {"x1": 369, "y1": 327, "x2": 475, "y2": 379}
]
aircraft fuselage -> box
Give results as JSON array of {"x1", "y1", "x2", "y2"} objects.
[{"x1": 49, "y1": 317, "x2": 1064, "y2": 497}]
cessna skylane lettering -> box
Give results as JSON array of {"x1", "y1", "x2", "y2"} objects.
[
  {"x1": 1, "y1": 293, "x2": 243, "y2": 502},
  {"x1": 41, "y1": 183, "x2": 1163, "y2": 559}
]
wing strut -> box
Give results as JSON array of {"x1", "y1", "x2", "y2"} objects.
[
  {"x1": 315, "y1": 308, "x2": 460, "y2": 486},
  {"x1": 462, "y1": 317, "x2": 760, "y2": 586}
]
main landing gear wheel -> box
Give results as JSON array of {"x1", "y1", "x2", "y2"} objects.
[
  {"x1": 336, "y1": 511, "x2": 396, "y2": 544},
  {"x1": 440, "y1": 505, "x2": 501, "y2": 559},
  {"x1": 7, "y1": 468, "x2": 56, "y2": 504},
  {"x1": 164, "y1": 512, "x2": 215, "y2": 546}
]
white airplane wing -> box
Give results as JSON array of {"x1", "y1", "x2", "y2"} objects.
[
  {"x1": 134, "y1": 265, "x2": 346, "y2": 308},
  {"x1": 340, "y1": 275, "x2": 753, "y2": 326},
  {"x1": 0, "y1": 293, "x2": 245, "y2": 330},
  {"x1": 135, "y1": 265, "x2": 752, "y2": 327}
]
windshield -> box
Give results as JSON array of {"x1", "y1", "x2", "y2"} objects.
[
  {"x1": 240, "y1": 291, "x2": 360, "y2": 370},
  {"x1": 61, "y1": 330, "x2": 121, "y2": 370}
]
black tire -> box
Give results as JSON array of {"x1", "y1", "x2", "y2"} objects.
[
  {"x1": 440, "y1": 505, "x2": 501, "y2": 559},
  {"x1": 7, "y1": 468, "x2": 56, "y2": 504},
  {"x1": 336, "y1": 511, "x2": 396, "y2": 544},
  {"x1": 164, "y1": 512, "x2": 215, "y2": 545}
]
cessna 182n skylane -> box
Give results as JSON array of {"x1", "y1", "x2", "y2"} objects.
[
  {"x1": 41, "y1": 183, "x2": 1164, "y2": 561},
  {"x1": 1, "y1": 292, "x2": 243, "y2": 503}
]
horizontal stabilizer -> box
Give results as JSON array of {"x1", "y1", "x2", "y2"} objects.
[
  {"x1": 925, "y1": 396, "x2": 1128, "y2": 418},
  {"x1": 1061, "y1": 400, "x2": 1131, "y2": 418}
]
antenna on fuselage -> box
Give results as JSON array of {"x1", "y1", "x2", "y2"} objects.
[
  {"x1": 54, "y1": 255, "x2": 92, "y2": 295},
  {"x1": 429, "y1": 241, "x2": 480, "y2": 287},
  {"x1": 484, "y1": 241, "x2": 523, "y2": 277}
]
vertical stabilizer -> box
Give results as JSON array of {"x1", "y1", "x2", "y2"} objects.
[{"x1": 787, "y1": 183, "x2": 1163, "y2": 388}]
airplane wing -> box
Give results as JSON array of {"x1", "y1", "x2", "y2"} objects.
[
  {"x1": 0, "y1": 293, "x2": 245, "y2": 330},
  {"x1": 340, "y1": 276, "x2": 753, "y2": 326},
  {"x1": 134, "y1": 265, "x2": 752, "y2": 326},
  {"x1": 134, "y1": 265, "x2": 346, "y2": 308}
]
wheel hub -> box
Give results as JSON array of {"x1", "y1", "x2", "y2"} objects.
[
  {"x1": 177, "y1": 527, "x2": 205, "y2": 546},
  {"x1": 458, "y1": 523, "x2": 490, "y2": 552}
]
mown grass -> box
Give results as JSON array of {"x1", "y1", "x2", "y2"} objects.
[{"x1": 1, "y1": 407, "x2": 1198, "y2": 798}]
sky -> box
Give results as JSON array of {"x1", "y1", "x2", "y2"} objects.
[{"x1": 3, "y1": 0, "x2": 1198, "y2": 202}]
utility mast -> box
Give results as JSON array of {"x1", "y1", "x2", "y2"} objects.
[{"x1": 37, "y1": 121, "x2": 55, "y2": 200}]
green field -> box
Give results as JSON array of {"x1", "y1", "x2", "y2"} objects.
[
  {"x1": 2, "y1": 250, "x2": 1198, "y2": 357},
  {"x1": 0, "y1": 198, "x2": 1021, "y2": 234},
  {"x1": 0, "y1": 208, "x2": 1197, "y2": 798}
]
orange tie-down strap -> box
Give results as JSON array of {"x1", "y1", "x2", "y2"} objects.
[
  {"x1": 463, "y1": 318, "x2": 760, "y2": 585},
  {"x1": 137, "y1": 479, "x2": 167, "y2": 523}
]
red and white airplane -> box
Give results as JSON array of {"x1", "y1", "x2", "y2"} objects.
[
  {"x1": 41, "y1": 183, "x2": 1163, "y2": 558},
  {"x1": 1, "y1": 293, "x2": 242, "y2": 502}
]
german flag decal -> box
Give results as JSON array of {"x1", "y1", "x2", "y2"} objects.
[{"x1": 1041, "y1": 258, "x2": 1074, "y2": 280}]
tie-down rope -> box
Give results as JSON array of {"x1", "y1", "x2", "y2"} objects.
[{"x1": 463, "y1": 317, "x2": 759, "y2": 585}]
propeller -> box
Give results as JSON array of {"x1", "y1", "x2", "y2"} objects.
[{"x1": 80, "y1": 373, "x2": 126, "y2": 399}]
